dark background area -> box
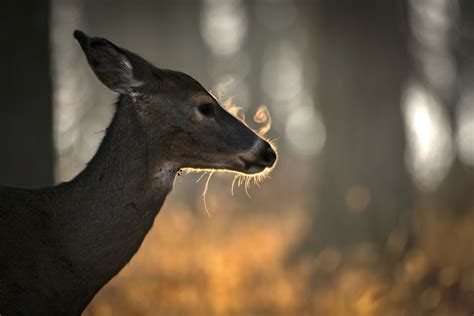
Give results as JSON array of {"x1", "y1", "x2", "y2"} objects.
[{"x1": 0, "y1": 1, "x2": 53, "y2": 187}]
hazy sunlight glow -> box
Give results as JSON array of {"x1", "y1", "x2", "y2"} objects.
[{"x1": 402, "y1": 83, "x2": 454, "y2": 191}]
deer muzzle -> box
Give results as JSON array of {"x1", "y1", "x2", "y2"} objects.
[{"x1": 237, "y1": 140, "x2": 277, "y2": 174}]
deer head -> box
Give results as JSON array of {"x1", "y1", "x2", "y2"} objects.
[{"x1": 73, "y1": 30, "x2": 277, "y2": 177}]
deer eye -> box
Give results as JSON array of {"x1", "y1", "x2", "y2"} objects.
[{"x1": 198, "y1": 103, "x2": 214, "y2": 117}]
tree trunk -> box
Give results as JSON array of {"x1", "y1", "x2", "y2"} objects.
[
  {"x1": 434, "y1": 0, "x2": 474, "y2": 214},
  {"x1": 0, "y1": 0, "x2": 53, "y2": 188},
  {"x1": 304, "y1": 0, "x2": 413, "y2": 252}
]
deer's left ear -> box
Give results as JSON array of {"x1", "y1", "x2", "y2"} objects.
[{"x1": 74, "y1": 30, "x2": 149, "y2": 94}]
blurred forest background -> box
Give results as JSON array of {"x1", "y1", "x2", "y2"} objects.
[{"x1": 1, "y1": 0, "x2": 474, "y2": 315}]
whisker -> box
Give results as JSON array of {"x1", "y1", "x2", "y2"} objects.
[
  {"x1": 196, "y1": 171, "x2": 208, "y2": 183},
  {"x1": 172, "y1": 172, "x2": 179, "y2": 188},
  {"x1": 238, "y1": 175, "x2": 244, "y2": 187},
  {"x1": 253, "y1": 176, "x2": 261, "y2": 187},
  {"x1": 231, "y1": 174, "x2": 238, "y2": 196},
  {"x1": 202, "y1": 171, "x2": 215, "y2": 218},
  {"x1": 244, "y1": 176, "x2": 251, "y2": 198}
]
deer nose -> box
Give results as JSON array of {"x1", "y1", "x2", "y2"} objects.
[{"x1": 261, "y1": 145, "x2": 277, "y2": 167}]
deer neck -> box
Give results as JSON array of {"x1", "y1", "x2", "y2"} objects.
[{"x1": 59, "y1": 95, "x2": 177, "y2": 303}]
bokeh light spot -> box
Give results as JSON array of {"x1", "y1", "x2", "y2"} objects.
[
  {"x1": 285, "y1": 105, "x2": 326, "y2": 158},
  {"x1": 345, "y1": 185, "x2": 371, "y2": 213}
]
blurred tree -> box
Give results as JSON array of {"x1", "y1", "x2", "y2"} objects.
[
  {"x1": 0, "y1": 1, "x2": 53, "y2": 187},
  {"x1": 302, "y1": 0, "x2": 413, "y2": 252},
  {"x1": 434, "y1": 0, "x2": 474, "y2": 213}
]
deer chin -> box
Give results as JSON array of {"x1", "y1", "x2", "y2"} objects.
[
  {"x1": 189, "y1": 160, "x2": 266, "y2": 175},
  {"x1": 184, "y1": 159, "x2": 266, "y2": 175}
]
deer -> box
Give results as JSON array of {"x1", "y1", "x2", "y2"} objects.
[{"x1": 0, "y1": 30, "x2": 277, "y2": 315}]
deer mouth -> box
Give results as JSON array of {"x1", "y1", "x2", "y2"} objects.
[
  {"x1": 236, "y1": 146, "x2": 277, "y2": 175},
  {"x1": 238, "y1": 157, "x2": 268, "y2": 174}
]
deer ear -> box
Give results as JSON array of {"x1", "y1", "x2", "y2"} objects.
[{"x1": 73, "y1": 30, "x2": 146, "y2": 94}]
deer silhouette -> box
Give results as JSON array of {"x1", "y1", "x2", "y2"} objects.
[{"x1": 0, "y1": 30, "x2": 277, "y2": 315}]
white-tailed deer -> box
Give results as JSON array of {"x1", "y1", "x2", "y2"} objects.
[{"x1": 0, "y1": 30, "x2": 276, "y2": 314}]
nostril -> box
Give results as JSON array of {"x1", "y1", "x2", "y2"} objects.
[{"x1": 262, "y1": 146, "x2": 277, "y2": 166}]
